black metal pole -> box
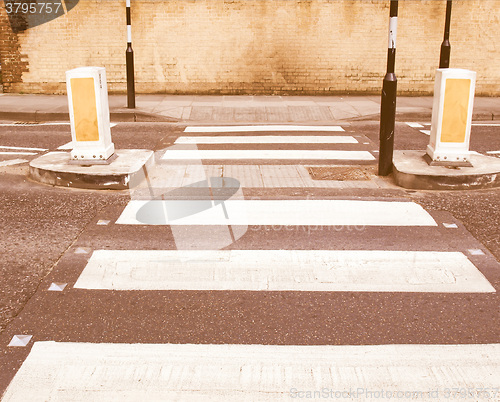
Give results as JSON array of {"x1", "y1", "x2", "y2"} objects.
[
  {"x1": 439, "y1": 0, "x2": 452, "y2": 68},
  {"x1": 126, "y1": 0, "x2": 135, "y2": 109},
  {"x1": 378, "y1": 0, "x2": 398, "y2": 176}
]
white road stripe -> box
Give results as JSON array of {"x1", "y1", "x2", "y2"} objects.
[
  {"x1": 0, "y1": 123, "x2": 116, "y2": 127},
  {"x1": 0, "y1": 145, "x2": 47, "y2": 152},
  {"x1": 57, "y1": 142, "x2": 73, "y2": 150},
  {"x1": 0, "y1": 151, "x2": 38, "y2": 156},
  {"x1": 4, "y1": 342, "x2": 499, "y2": 401},
  {"x1": 184, "y1": 125, "x2": 345, "y2": 133},
  {"x1": 406, "y1": 122, "x2": 424, "y2": 128},
  {"x1": 116, "y1": 200, "x2": 437, "y2": 226},
  {"x1": 74, "y1": 250, "x2": 494, "y2": 292},
  {"x1": 0, "y1": 122, "x2": 70, "y2": 127},
  {"x1": 0, "y1": 159, "x2": 28, "y2": 167},
  {"x1": 161, "y1": 150, "x2": 375, "y2": 160},
  {"x1": 378, "y1": 123, "x2": 499, "y2": 128},
  {"x1": 420, "y1": 130, "x2": 431, "y2": 136},
  {"x1": 174, "y1": 136, "x2": 358, "y2": 144},
  {"x1": 486, "y1": 150, "x2": 500, "y2": 154}
]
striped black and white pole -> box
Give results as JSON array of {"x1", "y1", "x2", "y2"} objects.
[
  {"x1": 126, "y1": 0, "x2": 135, "y2": 109},
  {"x1": 378, "y1": 0, "x2": 398, "y2": 176},
  {"x1": 439, "y1": 0, "x2": 452, "y2": 68}
]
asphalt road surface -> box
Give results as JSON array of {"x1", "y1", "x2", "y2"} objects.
[{"x1": 0, "y1": 121, "x2": 499, "y2": 400}]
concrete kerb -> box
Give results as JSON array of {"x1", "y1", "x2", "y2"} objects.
[
  {"x1": 27, "y1": 149, "x2": 500, "y2": 192},
  {"x1": 392, "y1": 150, "x2": 500, "y2": 191},
  {"x1": 0, "y1": 108, "x2": 498, "y2": 124},
  {"x1": 0, "y1": 110, "x2": 177, "y2": 123},
  {"x1": 29, "y1": 150, "x2": 154, "y2": 190}
]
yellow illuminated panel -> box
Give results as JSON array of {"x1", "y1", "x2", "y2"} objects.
[
  {"x1": 71, "y1": 77, "x2": 99, "y2": 142},
  {"x1": 440, "y1": 78, "x2": 471, "y2": 143}
]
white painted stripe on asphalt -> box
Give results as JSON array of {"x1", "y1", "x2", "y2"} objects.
[
  {"x1": 161, "y1": 150, "x2": 375, "y2": 160},
  {"x1": 472, "y1": 123, "x2": 500, "y2": 127},
  {"x1": 0, "y1": 151, "x2": 38, "y2": 156},
  {"x1": 420, "y1": 130, "x2": 431, "y2": 136},
  {"x1": 57, "y1": 142, "x2": 73, "y2": 150},
  {"x1": 4, "y1": 342, "x2": 499, "y2": 401},
  {"x1": 74, "y1": 250, "x2": 495, "y2": 292},
  {"x1": 0, "y1": 123, "x2": 116, "y2": 127},
  {"x1": 0, "y1": 145, "x2": 47, "y2": 152},
  {"x1": 0, "y1": 159, "x2": 28, "y2": 167},
  {"x1": 174, "y1": 135, "x2": 358, "y2": 144},
  {"x1": 116, "y1": 200, "x2": 437, "y2": 226},
  {"x1": 184, "y1": 125, "x2": 345, "y2": 133},
  {"x1": 406, "y1": 122, "x2": 424, "y2": 128},
  {"x1": 0, "y1": 123, "x2": 70, "y2": 127},
  {"x1": 486, "y1": 150, "x2": 500, "y2": 154}
]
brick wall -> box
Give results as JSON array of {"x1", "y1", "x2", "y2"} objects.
[
  {"x1": 0, "y1": 4, "x2": 29, "y2": 92},
  {"x1": 1, "y1": 0, "x2": 499, "y2": 95}
]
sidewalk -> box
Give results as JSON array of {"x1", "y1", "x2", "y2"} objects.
[{"x1": 0, "y1": 94, "x2": 499, "y2": 123}]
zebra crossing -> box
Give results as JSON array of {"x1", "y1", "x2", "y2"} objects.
[
  {"x1": 74, "y1": 249, "x2": 494, "y2": 293},
  {"x1": 2, "y1": 124, "x2": 499, "y2": 400},
  {"x1": 132, "y1": 124, "x2": 385, "y2": 190},
  {"x1": 4, "y1": 343, "x2": 500, "y2": 401},
  {"x1": 162, "y1": 125, "x2": 375, "y2": 163}
]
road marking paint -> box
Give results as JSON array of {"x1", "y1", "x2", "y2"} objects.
[
  {"x1": 96, "y1": 220, "x2": 110, "y2": 226},
  {"x1": 0, "y1": 159, "x2": 28, "y2": 167},
  {"x1": 4, "y1": 342, "x2": 499, "y2": 400},
  {"x1": 184, "y1": 125, "x2": 345, "y2": 133},
  {"x1": 161, "y1": 150, "x2": 375, "y2": 160},
  {"x1": 443, "y1": 223, "x2": 458, "y2": 229},
  {"x1": 486, "y1": 150, "x2": 500, "y2": 154},
  {"x1": 116, "y1": 200, "x2": 437, "y2": 226},
  {"x1": 420, "y1": 130, "x2": 431, "y2": 136},
  {"x1": 0, "y1": 145, "x2": 47, "y2": 152},
  {"x1": 469, "y1": 249, "x2": 485, "y2": 256},
  {"x1": 472, "y1": 123, "x2": 500, "y2": 127},
  {"x1": 0, "y1": 151, "x2": 38, "y2": 156},
  {"x1": 0, "y1": 122, "x2": 70, "y2": 127},
  {"x1": 57, "y1": 142, "x2": 73, "y2": 150},
  {"x1": 0, "y1": 123, "x2": 115, "y2": 127},
  {"x1": 74, "y1": 250, "x2": 495, "y2": 292},
  {"x1": 174, "y1": 136, "x2": 358, "y2": 144},
  {"x1": 406, "y1": 122, "x2": 424, "y2": 128}
]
